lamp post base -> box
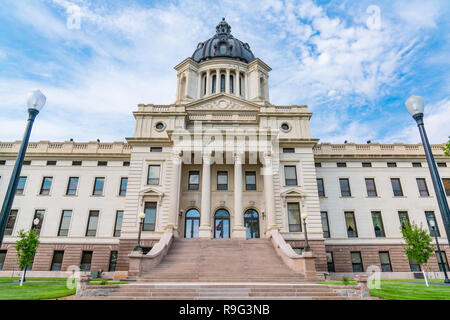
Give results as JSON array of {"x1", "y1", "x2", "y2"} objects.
[{"x1": 133, "y1": 246, "x2": 143, "y2": 253}]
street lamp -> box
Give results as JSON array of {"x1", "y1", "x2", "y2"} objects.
[
  {"x1": 133, "y1": 212, "x2": 146, "y2": 253},
  {"x1": 429, "y1": 219, "x2": 450, "y2": 283},
  {"x1": 405, "y1": 95, "x2": 450, "y2": 245},
  {"x1": 0, "y1": 90, "x2": 46, "y2": 247},
  {"x1": 301, "y1": 213, "x2": 311, "y2": 252}
]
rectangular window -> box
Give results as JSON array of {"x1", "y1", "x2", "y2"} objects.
[
  {"x1": 379, "y1": 252, "x2": 392, "y2": 272},
  {"x1": 188, "y1": 171, "x2": 200, "y2": 190},
  {"x1": 80, "y1": 251, "x2": 93, "y2": 271},
  {"x1": 72, "y1": 160, "x2": 82, "y2": 166},
  {"x1": 150, "y1": 147, "x2": 162, "y2": 152},
  {"x1": 39, "y1": 177, "x2": 53, "y2": 195},
  {"x1": 123, "y1": 161, "x2": 130, "y2": 167},
  {"x1": 217, "y1": 171, "x2": 228, "y2": 190},
  {"x1": 92, "y1": 177, "x2": 105, "y2": 195},
  {"x1": 362, "y1": 162, "x2": 372, "y2": 167},
  {"x1": 0, "y1": 250, "x2": 6, "y2": 270},
  {"x1": 23, "y1": 160, "x2": 31, "y2": 165},
  {"x1": 114, "y1": 210, "x2": 123, "y2": 237},
  {"x1": 365, "y1": 178, "x2": 377, "y2": 197},
  {"x1": 86, "y1": 210, "x2": 99, "y2": 236},
  {"x1": 412, "y1": 162, "x2": 422, "y2": 167},
  {"x1": 119, "y1": 177, "x2": 128, "y2": 196},
  {"x1": 417, "y1": 178, "x2": 429, "y2": 196},
  {"x1": 436, "y1": 251, "x2": 449, "y2": 272},
  {"x1": 444, "y1": 178, "x2": 450, "y2": 196},
  {"x1": 315, "y1": 162, "x2": 322, "y2": 168},
  {"x1": 58, "y1": 210, "x2": 72, "y2": 237},
  {"x1": 437, "y1": 163, "x2": 447, "y2": 168},
  {"x1": 398, "y1": 211, "x2": 410, "y2": 229},
  {"x1": 0, "y1": 160, "x2": 6, "y2": 165},
  {"x1": 351, "y1": 252, "x2": 364, "y2": 272},
  {"x1": 287, "y1": 203, "x2": 302, "y2": 232},
  {"x1": 391, "y1": 178, "x2": 404, "y2": 196},
  {"x1": 345, "y1": 211, "x2": 358, "y2": 238},
  {"x1": 66, "y1": 177, "x2": 79, "y2": 195},
  {"x1": 245, "y1": 171, "x2": 256, "y2": 191},
  {"x1": 98, "y1": 161, "x2": 107, "y2": 166},
  {"x1": 321, "y1": 211, "x2": 330, "y2": 238},
  {"x1": 284, "y1": 166, "x2": 297, "y2": 186},
  {"x1": 47, "y1": 160, "x2": 57, "y2": 166},
  {"x1": 32, "y1": 209, "x2": 45, "y2": 235},
  {"x1": 283, "y1": 148, "x2": 295, "y2": 153},
  {"x1": 326, "y1": 252, "x2": 335, "y2": 272},
  {"x1": 339, "y1": 178, "x2": 351, "y2": 197},
  {"x1": 108, "y1": 251, "x2": 118, "y2": 272},
  {"x1": 337, "y1": 162, "x2": 347, "y2": 167},
  {"x1": 143, "y1": 202, "x2": 157, "y2": 231},
  {"x1": 371, "y1": 211, "x2": 385, "y2": 237},
  {"x1": 147, "y1": 165, "x2": 160, "y2": 185},
  {"x1": 387, "y1": 162, "x2": 397, "y2": 167},
  {"x1": 50, "y1": 251, "x2": 64, "y2": 271},
  {"x1": 425, "y1": 211, "x2": 440, "y2": 237},
  {"x1": 409, "y1": 258, "x2": 421, "y2": 272},
  {"x1": 5, "y1": 209, "x2": 18, "y2": 236},
  {"x1": 317, "y1": 178, "x2": 325, "y2": 197},
  {"x1": 16, "y1": 176, "x2": 27, "y2": 195}
]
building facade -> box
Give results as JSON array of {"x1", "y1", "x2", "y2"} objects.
[{"x1": 0, "y1": 19, "x2": 449, "y2": 277}]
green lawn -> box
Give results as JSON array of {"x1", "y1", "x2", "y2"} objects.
[
  {"x1": 371, "y1": 281, "x2": 450, "y2": 300},
  {"x1": 0, "y1": 277, "x2": 75, "y2": 300}
]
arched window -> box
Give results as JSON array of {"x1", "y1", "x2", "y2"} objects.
[
  {"x1": 212, "y1": 75, "x2": 217, "y2": 93},
  {"x1": 244, "y1": 209, "x2": 259, "y2": 238},
  {"x1": 185, "y1": 209, "x2": 200, "y2": 238},
  {"x1": 239, "y1": 76, "x2": 242, "y2": 96},
  {"x1": 220, "y1": 74, "x2": 225, "y2": 92},
  {"x1": 203, "y1": 75, "x2": 207, "y2": 95},
  {"x1": 229, "y1": 75, "x2": 234, "y2": 94},
  {"x1": 214, "y1": 209, "x2": 230, "y2": 238}
]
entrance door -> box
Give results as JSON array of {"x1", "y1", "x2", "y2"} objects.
[
  {"x1": 244, "y1": 209, "x2": 260, "y2": 238},
  {"x1": 214, "y1": 209, "x2": 230, "y2": 238},
  {"x1": 184, "y1": 209, "x2": 200, "y2": 238}
]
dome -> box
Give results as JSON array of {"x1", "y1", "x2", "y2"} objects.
[{"x1": 191, "y1": 18, "x2": 255, "y2": 64}]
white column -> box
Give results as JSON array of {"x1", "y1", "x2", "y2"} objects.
[
  {"x1": 197, "y1": 72, "x2": 202, "y2": 99},
  {"x1": 167, "y1": 151, "x2": 182, "y2": 234},
  {"x1": 235, "y1": 70, "x2": 240, "y2": 97},
  {"x1": 206, "y1": 70, "x2": 210, "y2": 96},
  {"x1": 225, "y1": 69, "x2": 230, "y2": 93},
  {"x1": 244, "y1": 73, "x2": 248, "y2": 99},
  {"x1": 233, "y1": 153, "x2": 246, "y2": 238},
  {"x1": 199, "y1": 152, "x2": 212, "y2": 238},
  {"x1": 263, "y1": 153, "x2": 277, "y2": 232},
  {"x1": 215, "y1": 69, "x2": 220, "y2": 93}
]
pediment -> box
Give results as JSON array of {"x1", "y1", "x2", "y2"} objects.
[
  {"x1": 185, "y1": 94, "x2": 261, "y2": 112},
  {"x1": 280, "y1": 187, "x2": 306, "y2": 199},
  {"x1": 139, "y1": 187, "x2": 164, "y2": 198}
]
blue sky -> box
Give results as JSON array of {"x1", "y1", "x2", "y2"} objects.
[{"x1": 0, "y1": 0, "x2": 449, "y2": 144}]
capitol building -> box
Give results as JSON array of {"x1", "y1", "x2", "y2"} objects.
[{"x1": 0, "y1": 19, "x2": 449, "y2": 281}]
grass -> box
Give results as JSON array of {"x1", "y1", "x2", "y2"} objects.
[
  {"x1": 370, "y1": 281, "x2": 450, "y2": 300},
  {"x1": 0, "y1": 277, "x2": 75, "y2": 300}
]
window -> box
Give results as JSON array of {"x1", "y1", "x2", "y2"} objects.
[
  {"x1": 92, "y1": 177, "x2": 105, "y2": 195},
  {"x1": 23, "y1": 160, "x2": 31, "y2": 165},
  {"x1": 143, "y1": 202, "x2": 157, "y2": 231},
  {"x1": 287, "y1": 203, "x2": 301, "y2": 232},
  {"x1": 217, "y1": 171, "x2": 228, "y2": 190},
  {"x1": 98, "y1": 161, "x2": 107, "y2": 166},
  {"x1": 50, "y1": 251, "x2": 64, "y2": 271},
  {"x1": 281, "y1": 123, "x2": 290, "y2": 131},
  {"x1": 0, "y1": 160, "x2": 5, "y2": 165},
  {"x1": 436, "y1": 251, "x2": 449, "y2": 272},
  {"x1": 147, "y1": 165, "x2": 160, "y2": 185},
  {"x1": 442, "y1": 178, "x2": 450, "y2": 196},
  {"x1": 351, "y1": 252, "x2": 364, "y2": 272},
  {"x1": 437, "y1": 163, "x2": 447, "y2": 167},
  {"x1": 409, "y1": 258, "x2": 421, "y2": 272},
  {"x1": 58, "y1": 210, "x2": 72, "y2": 236},
  {"x1": 339, "y1": 178, "x2": 351, "y2": 197},
  {"x1": 387, "y1": 162, "x2": 397, "y2": 167},
  {"x1": 321, "y1": 211, "x2": 330, "y2": 238},
  {"x1": 362, "y1": 162, "x2": 372, "y2": 167},
  {"x1": 345, "y1": 212, "x2": 358, "y2": 238},
  {"x1": 337, "y1": 162, "x2": 347, "y2": 168},
  {"x1": 315, "y1": 162, "x2": 322, "y2": 168},
  {"x1": 416, "y1": 178, "x2": 429, "y2": 196},
  {"x1": 47, "y1": 160, "x2": 57, "y2": 166},
  {"x1": 66, "y1": 177, "x2": 79, "y2": 195},
  {"x1": 398, "y1": 211, "x2": 410, "y2": 229},
  {"x1": 220, "y1": 74, "x2": 225, "y2": 92},
  {"x1": 245, "y1": 171, "x2": 256, "y2": 191},
  {"x1": 39, "y1": 177, "x2": 53, "y2": 195},
  {"x1": 86, "y1": 210, "x2": 99, "y2": 236},
  {"x1": 390, "y1": 178, "x2": 404, "y2": 196},
  {"x1": 284, "y1": 166, "x2": 297, "y2": 186},
  {"x1": 119, "y1": 177, "x2": 128, "y2": 196},
  {"x1": 0, "y1": 250, "x2": 6, "y2": 270},
  {"x1": 123, "y1": 161, "x2": 130, "y2": 167},
  {"x1": 412, "y1": 162, "x2": 422, "y2": 167},
  {"x1": 283, "y1": 148, "x2": 295, "y2": 153},
  {"x1": 80, "y1": 251, "x2": 93, "y2": 271},
  {"x1": 371, "y1": 211, "x2": 385, "y2": 237},
  {"x1": 72, "y1": 160, "x2": 82, "y2": 166},
  {"x1": 114, "y1": 210, "x2": 123, "y2": 237},
  {"x1": 425, "y1": 211, "x2": 440, "y2": 237},
  {"x1": 188, "y1": 171, "x2": 200, "y2": 190},
  {"x1": 16, "y1": 176, "x2": 26, "y2": 195},
  {"x1": 32, "y1": 209, "x2": 45, "y2": 235},
  {"x1": 365, "y1": 178, "x2": 377, "y2": 197},
  {"x1": 5, "y1": 209, "x2": 18, "y2": 236},
  {"x1": 326, "y1": 252, "x2": 335, "y2": 272},
  {"x1": 379, "y1": 252, "x2": 392, "y2": 272},
  {"x1": 151, "y1": 147, "x2": 162, "y2": 152},
  {"x1": 317, "y1": 178, "x2": 325, "y2": 197},
  {"x1": 109, "y1": 251, "x2": 118, "y2": 272},
  {"x1": 230, "y1": 75, "x2": 234, "y2": 93}
]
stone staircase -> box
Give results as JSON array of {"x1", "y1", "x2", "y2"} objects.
[{"x1": 137, "y1": 238, "x2": 307, "y2": 283}]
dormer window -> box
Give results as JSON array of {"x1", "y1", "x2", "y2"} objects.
[{"x1": 219, "y1": 43, "x2": 227, "y2": 54}]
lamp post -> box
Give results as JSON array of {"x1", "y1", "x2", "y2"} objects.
[
  {"x1": 0, "y1": 90, "x2": 46, "y2": 247},
  {"x1": 133, "y1": 212, "x2": 146, "y2": 253},
  {"x1": 405, "y1": 95, "x2": 450, "y2": 245},
  {"x1": 430, "y1": 219, "x2": 450, "y2": 283},
  {"x1": 301, "y1": 213, "x2": 311, "y2": 252}
]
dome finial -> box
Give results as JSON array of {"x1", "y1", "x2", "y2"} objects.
[{"x1": 216, "y1": 17, "x2": 231, "y2": 35}]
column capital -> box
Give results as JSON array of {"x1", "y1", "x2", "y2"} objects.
[{"x1": 234, "y1": 152, "x2": 244, "y2": 164}]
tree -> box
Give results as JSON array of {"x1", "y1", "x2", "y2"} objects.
[
  {"x1": 15, "y1": 229, "x2": 40, "y2": 286},
  {"x1": 401, "y1": 222, "x2": 434, "y2": 286},
  {"x1": 443, "y1": 137, "x2": 450, "y2": 157}
]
